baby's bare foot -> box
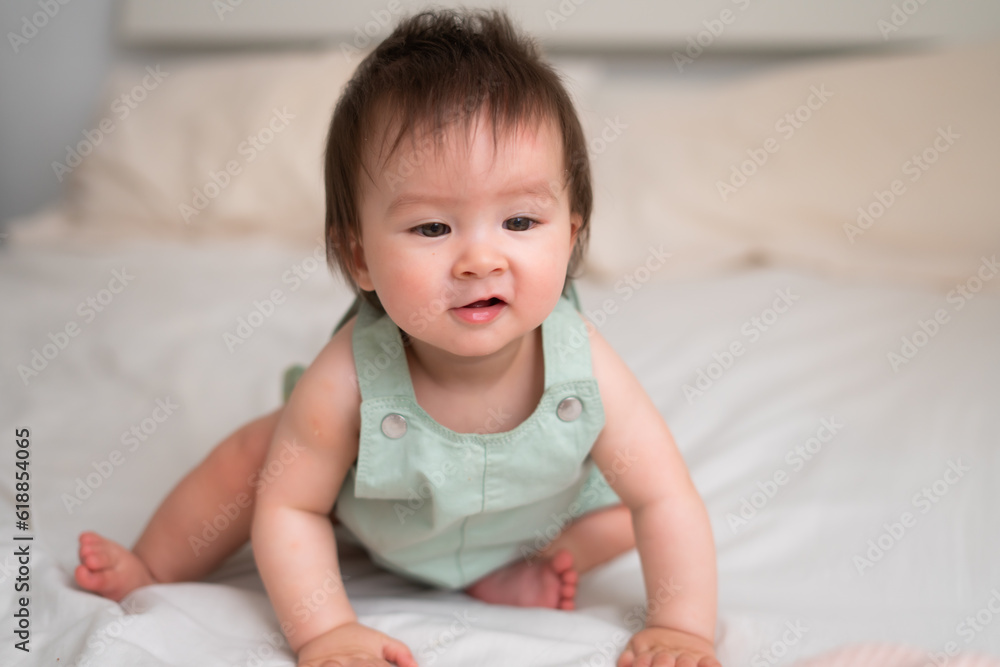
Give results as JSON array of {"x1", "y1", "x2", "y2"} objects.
[
  {"x1": 74, "y1": 531, "x2": 156, "y2": 601},
  {"x1": 465, "y1": 548, "x2": 578, "y2": 610}
]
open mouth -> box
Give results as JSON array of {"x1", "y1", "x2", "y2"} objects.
[
  {"x1": 462, "y1": 297, "x2": 505, "y2": 308},
  {"x1": 452, "y1": 296, "x2": 507, "y2": 324}
]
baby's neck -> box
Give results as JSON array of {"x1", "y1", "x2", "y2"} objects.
[{"x1": 405, "y1": 330, "x2": 535, "y2": 393}]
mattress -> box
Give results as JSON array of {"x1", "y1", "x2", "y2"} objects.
[{"x1": 1, "y1": 236, "x2": 997, "y2": 665}]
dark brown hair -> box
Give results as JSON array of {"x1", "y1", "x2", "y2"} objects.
[{"x1": 323, "y1": 8, "x2": 592, "y2": 309}]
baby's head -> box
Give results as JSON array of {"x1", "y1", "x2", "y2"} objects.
[{"x1": 323, "y1": 9, "x2": 592, "y2": 341}]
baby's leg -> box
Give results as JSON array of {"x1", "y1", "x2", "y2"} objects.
[
  {"x1": 465, "y1": 504, "x2": 634, "y2": 610},
  {"x1": 539, "y1": 503, "x2": 635, "y2": 574},
  {"x1": 75, "y1": 408, "x2": 282, "y2": 600}
]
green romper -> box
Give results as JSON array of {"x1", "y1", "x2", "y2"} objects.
[{"x1": 284, "y1": 288, "x2": 621, "y2": 590}]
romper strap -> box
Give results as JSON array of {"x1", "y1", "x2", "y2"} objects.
[
  {"x1": 541, "y1": 289, "x2": 595, "y2": 389},
  {"x1": 350, "y1": 297, "x2": 415, "y2": 402}
]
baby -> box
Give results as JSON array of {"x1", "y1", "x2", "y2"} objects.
[{"x1": 75, "y1": 9, "x2": 720, "y2": 667}]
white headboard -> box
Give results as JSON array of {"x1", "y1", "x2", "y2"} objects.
[{"x1": 118, "y1": 0, "x2": 1000, "y2": 50}]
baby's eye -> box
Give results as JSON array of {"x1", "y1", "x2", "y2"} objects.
[
  {"x1": 503, "y1": 217, "x2": 536, "y2": 232},
  {"x1": 413, "y1": 222, "x2": 450, "y2": 237}
]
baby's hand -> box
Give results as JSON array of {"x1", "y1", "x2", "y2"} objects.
[
  {"x1": 618, "y1": 627, "x2": 721, "y2": 667},
  {"x1": 296, "y1": 622, "x2": 417, "y2": 667}
]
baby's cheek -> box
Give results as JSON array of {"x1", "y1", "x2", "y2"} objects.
[{"x1": 378, "y1": 270, "x2": 444, "y2": 321}]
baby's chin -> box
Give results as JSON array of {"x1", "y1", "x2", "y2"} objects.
[{"x1": 399, "y1": 320, "x2": 540, "y2": 361}]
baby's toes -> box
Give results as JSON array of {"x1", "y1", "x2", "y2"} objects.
[
  {"x1": 80, "y1": 544, "x2": 116, "y2": 571},
  {"x1": 74, "y1": 563, "x2": 107, "y2": 591},
  {"x1": 550, "y1": 549, "x2": 574, "y2": 575}
]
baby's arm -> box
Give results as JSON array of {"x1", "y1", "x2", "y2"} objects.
[
  {"x1": 587, "y1": 327, "x2": 720, "y2": 667},
  {"x1": 250, "y1": 319, "x2": 416, "y2": 667}
]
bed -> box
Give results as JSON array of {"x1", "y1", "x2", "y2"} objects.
[{"x1": 2, "y1": 13, "x2": 999, "y2": 667}]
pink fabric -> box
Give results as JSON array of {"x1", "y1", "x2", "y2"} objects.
[{"x1": 795, "y1": 644, "x2": 1000, "y2": 667}]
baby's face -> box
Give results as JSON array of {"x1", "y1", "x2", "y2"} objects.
[{"x1": 354, "y1": 114, "x2": 579, "y2": 358}]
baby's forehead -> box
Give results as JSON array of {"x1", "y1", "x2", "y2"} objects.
[{"x1": 365, "y1": 108, "x2": 566, "y2": 180}]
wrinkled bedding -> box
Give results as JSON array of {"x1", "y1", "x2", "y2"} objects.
[{"x1": 1, "y1": 237, "x2": 998, "y2": 665}]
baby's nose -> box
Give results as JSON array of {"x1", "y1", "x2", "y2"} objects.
[{"x1": 454, "y1": 240, "x2": 508, "y2": 278}]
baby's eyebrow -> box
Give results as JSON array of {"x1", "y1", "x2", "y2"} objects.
[
  {"x1": 386, "y1": 179, "x2": 562, "y2": 213},
  {"x1": 386, "y1": 192, "x2": 444, "y2": 214},
  {"x1": 500, "y1": 179, "x2": 561, "y2": 205}
]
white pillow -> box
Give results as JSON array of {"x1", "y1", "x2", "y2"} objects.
[
  {"x1": 582, "y1": 41, "x2": 1000, "y2": 291},
  {"x1": 39, "y1": 40, "x2": 1000, "y2": 294},
  {"x1": 60, "y1": 49, "x2": 356, "y2": 244}
]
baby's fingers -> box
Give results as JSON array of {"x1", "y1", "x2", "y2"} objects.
[
  {"x1": 670, "y1": 652, "x2": 721, "y2": 667},
  {"x1": 382, "y1": 639, "x2": 418, "y2": 667},
  {"x1": 629, "y1": 652, "x2": 672, "y2": 667},
  {"x1": 623, "y1": 651, "x2": 720, "y2": 667}
]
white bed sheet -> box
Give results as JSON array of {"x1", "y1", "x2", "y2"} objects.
[{"x1": 1, "y1": 236, "x2": 998, "y2": 666}]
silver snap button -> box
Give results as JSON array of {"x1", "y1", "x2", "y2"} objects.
[
  {"x1": 557, "y1": 397, "x2": 582, "y2": 422},
  {"x1": 381, "y1": 413, "x2": 407, "y2": 438}
]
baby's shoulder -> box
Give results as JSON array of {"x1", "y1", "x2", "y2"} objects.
[
  {"x1": 569, "y1": 310, "x2": 641, "y2": 401},
  {"x1": 288, "y1": 315, "x2": 362, "y2": 416}
]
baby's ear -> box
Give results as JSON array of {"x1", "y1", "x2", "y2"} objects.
[
  {"x1": 569, "y1": 213, "x2": 582, "y2": 247},
  {"x1": 350, "y1": 238, "x2": 375, "y2": 291}
]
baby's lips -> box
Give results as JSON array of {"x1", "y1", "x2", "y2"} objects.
[{"x1": 459, "y1": 296, "x2": 506, "y2": 308}]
